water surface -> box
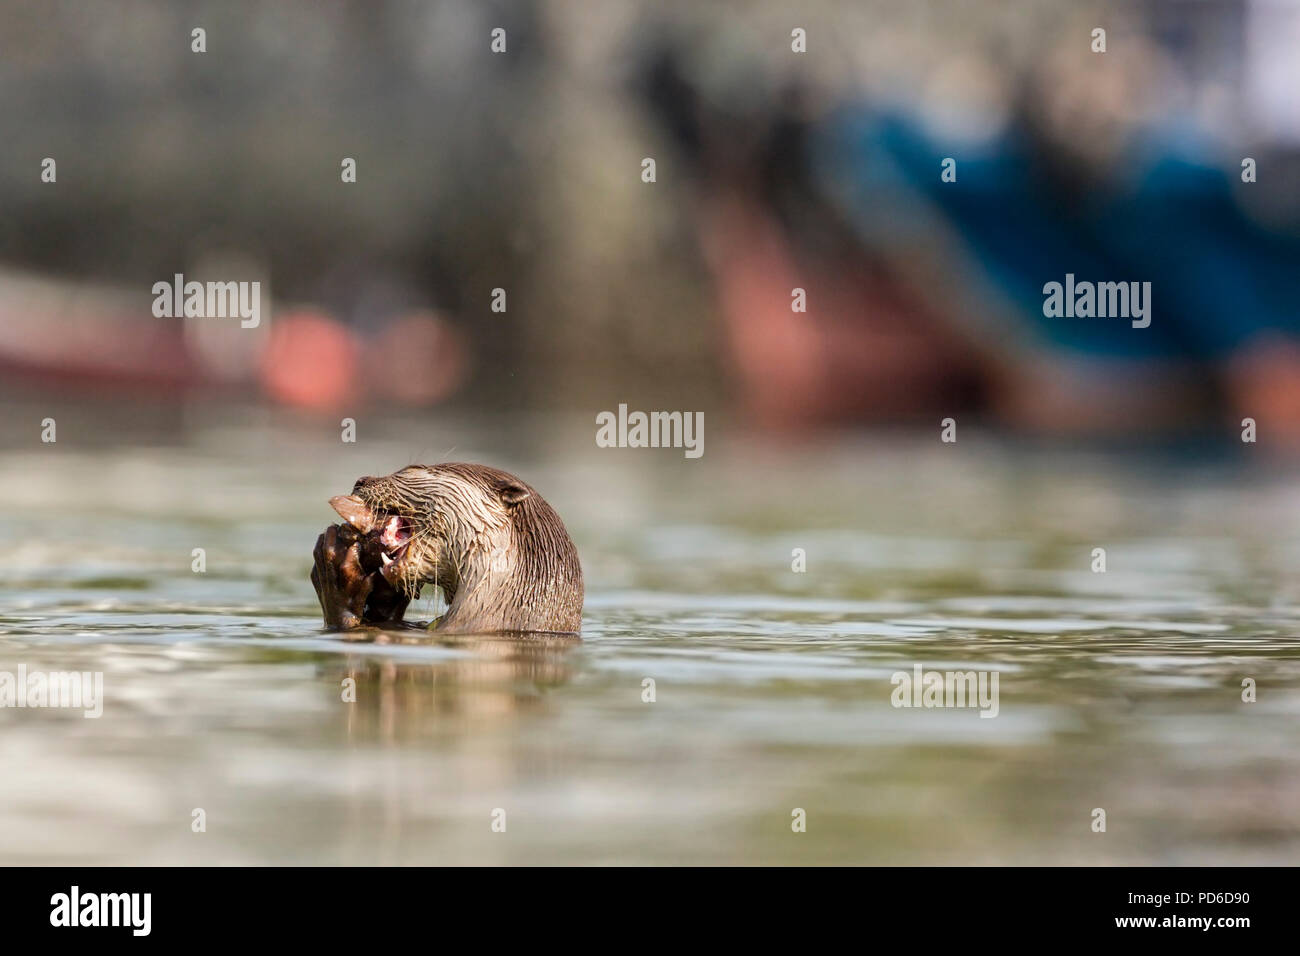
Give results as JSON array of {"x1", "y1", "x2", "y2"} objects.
[{"x1": 2, "y1": 409, "x2": 1298, "y2": 864}]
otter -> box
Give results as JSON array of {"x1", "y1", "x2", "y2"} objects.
[{"x1": 311, "y1": 463, "x2": 583, "y2": 635}]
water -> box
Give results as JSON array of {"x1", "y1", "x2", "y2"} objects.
[{"x1": 2, "y1": 405, "x2": 1298, "y2": 864}]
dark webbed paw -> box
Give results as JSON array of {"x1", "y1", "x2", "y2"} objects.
[{"x1": 311, "y1": 524, "x2": 411, "y2": 630}]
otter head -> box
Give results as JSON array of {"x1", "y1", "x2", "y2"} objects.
[{"x1": 329, "y1": 463, "x2": 583, "y2": 635}]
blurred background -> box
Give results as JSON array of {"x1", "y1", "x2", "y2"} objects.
[
  {"x1": 2, "y1": 0, "x2": 1300, "y2": 866},
  {"x1": 2, "y1": 0, "x2": 1298, "y2": 440}
]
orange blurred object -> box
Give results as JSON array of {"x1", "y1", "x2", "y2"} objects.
[
  {"x1": 260, "y1": 310, "x2": 360, "y2": 410},
  {"x1": 363, "y1": 311, "x2": 469, "y2": 406}
]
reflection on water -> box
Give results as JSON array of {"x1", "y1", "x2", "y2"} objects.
[
  {"x1": 335, "y1": 634, "x2": 580, "y2": 738},
  {"x1": 1, "y1": 406, "x2": 1298, "y2": 864}
]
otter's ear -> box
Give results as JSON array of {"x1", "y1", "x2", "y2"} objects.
[{"x1": 499, "y1": 482, "x2": 530, "y2": 506}]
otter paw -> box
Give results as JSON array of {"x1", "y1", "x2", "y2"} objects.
[
  {"x1": 311, "y1": 524, "x2": 410, "y2": 630},
  {"x1": 311, "y1": 524, "x2": 371, "y2": 630}
]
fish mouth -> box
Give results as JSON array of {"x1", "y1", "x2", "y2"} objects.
[{"x1": 329, "y1": 494, "x2": 416, "y2": 586}]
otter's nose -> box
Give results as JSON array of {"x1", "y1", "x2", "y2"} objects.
[{"x1": 352, "y1": 475, "x2": 379, "y2": 493}]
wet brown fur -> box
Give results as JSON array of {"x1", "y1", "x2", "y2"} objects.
[{"x1": 352, "y1": 463, "x2": 583, "y2": 635}]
